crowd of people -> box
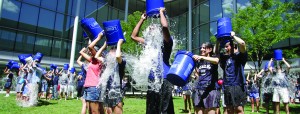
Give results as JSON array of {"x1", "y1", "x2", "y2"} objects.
[{"x1": 2, "y1": 6, "x2": 300, "y2": 114}]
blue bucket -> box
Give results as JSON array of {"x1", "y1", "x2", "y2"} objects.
[
  {"x1": 11, "y1": 63, "x2": 20, "y2": 70},
  {"x1": 146, "y1": 0, "x2": 164, "y2": 17},
  {"x1": 274, "y1": 49, "x2": 282, "y2": 60},
  {"x1": 63, "y1": 64, "x2": 69, "y2": 70},
  {"x1": 50, "y1": 64, "x2": 57, "y2": 70},
  {"x1": 81, "y1": 18, "x2": 103, "y2": 41},
  {"x1": 102, "y1": 20, "x2": 125, "y2": 46},
  {"x1": 264, "y1": 61, "x2": 274, "y2": 71},
  {"x1": 33, "y1": 52, "x2": 43, "y2": 63},
  {"x1": 217, "y1": 17, "x2": 232, "y2": 39},
  {"x1": 6, "y1": 60, "x2": 15, "y2": 69},
  {"x1": 18, "y1": 54, "x2": 32, "y2": 65},
  {"x1": 167, "y1": 50, "x2": 195, "y2": 86},
  {"x1": 83, "y1": 31, "x2": 88, "y2": 39},
  {"x1": 69, "y1": 67, "x2": 76, "y2": 73}
]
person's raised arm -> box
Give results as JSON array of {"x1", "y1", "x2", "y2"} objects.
[
  {"x1": 257, "y1": 69, "x2": 264, "y2": 77},
  {"x1": 247, "y1": 72, "x2": 250, "y2": 81},
  {"x1": 95, "y1": 41, "x2": 107, "y2": 62},
  {"x1": 77, "y1": 55, "x2": 84, "y2": 67},
  {"x1": 282, "y1": 58, "x2": 291, "y2": 73},
  {"x1": 131, "y1": 14, "x2": 146, "y2": 44},
  {"x1": 116, "y1": 39, "x2": 124, "y2": 64},
  {"x1": 88, "y1": 32, "x2": 104, "y2": 56},
  {"x1": 231, "y1": 31, "x2": 246, "y2": 53},
  {"x1": 79, "y1": 47, "x2": 92, "y2": 62},
  {"x1": 160, "y1": 8, "x2": 171, "y2": 43},
  {"x1": 268, "y1": 58, "x2": 274, "y2": 74}
]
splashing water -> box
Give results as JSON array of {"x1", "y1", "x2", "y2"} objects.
[
  {"x1": 261, "y1": 71, "x2": 298, "y2": 101},
  {"x1": 17, "y1": 83, "x2": 39, "y2": 107},
  {"x1": 125, "y1": 21, "x2": 165, "y2": 92},
  {"x1": 99, "y1": 53, "x2": 122, "y2": 100}
]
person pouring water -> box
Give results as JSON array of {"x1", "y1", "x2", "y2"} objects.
[
  {"x1": 268, "y1": 57, "x2": 291, "y2": 114},
  {"x1": 131, "y1": 8, "x2": 174, "y2": 114},
  {"x1": 215, "y1": 31, "x2": 248, "y2": 114}
]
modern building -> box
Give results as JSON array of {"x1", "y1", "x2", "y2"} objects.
[{"x1": 0, "y1": 0, "x2": 299, "y2": 73}]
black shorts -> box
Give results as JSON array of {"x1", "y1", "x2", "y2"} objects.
[
  {"x1": 263, "y1": 93, "x2": 273, "y2": 103},
  {"x1": 160, "y1": 79, "x2": 174, "y2": 114},
  {"x1": 224, "y1": 86, "x2": 247, "y2": 107},
  {"x1": 193, "y1": 89, "x2": 221, "y2": 108}
]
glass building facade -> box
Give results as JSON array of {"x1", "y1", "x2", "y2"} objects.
[{"x1": 0, "y1": 0, "x2": 299, "y2": 62}]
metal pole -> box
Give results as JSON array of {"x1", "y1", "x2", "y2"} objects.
[
  {"x1": 70, "y1": 0, "x2": 81, "y2": 68},
  {"x1": 188, "y1": 0, "x2": 192, "y2": 51},
  {"x1": 0, "y1": 0, "x2": 3, "y2": 21},
  {"x1": 125, "y1": 0, "x2": 129, "y2": 22}
]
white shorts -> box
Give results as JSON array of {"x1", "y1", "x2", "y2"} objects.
[
  {"x1": 60, "y1": 85, "x2": 68, "y2": 93},
  {"x1": 273, "y1": 87, "x2": 289, "y2": 103},
  {"x1": 68, "y1": 85, "x2": 75, "y2": 92},
  {"x1": 183, "y1": 90, "x2": 192, "y2": 95}
]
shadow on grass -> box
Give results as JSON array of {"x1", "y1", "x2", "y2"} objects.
[{"x1": 36, "y1": 100, "x2": 57, "y2": 107}]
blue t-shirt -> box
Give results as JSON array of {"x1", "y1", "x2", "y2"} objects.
[
  {"x1": 77, "y1": 78, "x2": 85, "y2": 88},
  {"x1": 220, "y1": 52, "x2": 247, "y2": 86},
  {"x1": 194, "y1": 59, "x2": 218, "y2": 90},
  {"x1": 162, "y1": 39, "x2": 173, "y2": 78},
  {"x1": 53, "y1": 75, "x2": 59, "y2": 85},
  {"x1": 81, "y1": 64, "x2": 87, "y2": 80}
]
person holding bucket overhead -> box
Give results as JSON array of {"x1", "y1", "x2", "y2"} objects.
[
  {"x1": 131, "y1": 7, "x2": 174, "y2": 114},
  {"x1": 80, "y1": 32, "x2": 105, "y2": 114},
  {"x1": 216, "y1": 31, "x2": 247, "y2": 114},
  {"x1": 192, "y1": 42, "x2": 220, "y2": 114},
  {"x1": 97, "y1": 39, "x2": 126, "y2": 114},
  {"x1": 268, "y1": 56, "x2": 291, "y2": 114}
]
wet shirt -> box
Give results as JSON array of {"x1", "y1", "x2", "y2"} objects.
[
  {"x1": 60, "y1": 72, "x2": 69, "y2": 85},
  {"x1": 106, "y1": 58, "x2": 126, "y2": 99},
  {"x1": 249, "y1": 79, "x2": 259, "y2": 93},
  {"x1": 220, "y1": 52, "x2": 248, "y2": 86},
  {"x1": 162, "y1": 38, "x2": 173, "y2": 78},
  {"x1": 271, "y1": 71, "x2": 289, "y2": 88},
  {"x1": 194, "y1": 59, "x2": 218, "y2": 90}
]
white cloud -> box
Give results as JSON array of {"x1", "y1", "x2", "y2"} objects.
[{"x1": 3, "y1": 0, "x2": 19, "y2": 13}]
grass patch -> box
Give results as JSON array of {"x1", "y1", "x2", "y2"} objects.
[{"x1": 0, "y1": 94, "x2": 299, "y2": 114}]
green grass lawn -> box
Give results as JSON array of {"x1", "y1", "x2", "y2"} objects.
[{"x1": 0, "y1": 94, "x2": 299, "y2": 114}]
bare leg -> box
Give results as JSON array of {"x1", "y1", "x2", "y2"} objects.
[
  {"x1": 89, "y1": 101, "x2": 99, "y2": 114},
  {"x1": 274, "y1": 102, "x2": 280, "y2": 114},
  {"x1": 284, "y1": 103, "x2": 289, "y2": 114},
  {"x1": 235, "y1": 106, "x2": 244, "y2": 114},
  {"x1": 195, "y1": 107, "x2": 204, "y2": 114},
  {"x1": 256, "y1": 98, "x2": 260, "y2": 112},
  {"x1": 113, "y1": 102, "x2": 123, "y2": 114},
  {"x1": 81, "y1": 98, "x2": 87, "y2": 114},
  {"x1": 207, "y1": 108, "x2": 216, "y2": 114},
  {"x1": 250, "y1": 98, "x2": 255, "y2": 112}
]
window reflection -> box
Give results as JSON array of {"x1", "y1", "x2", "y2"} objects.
[
  {"x1": 41, "y1": 0, "x2": 57, "y2": 11},
  {"x1": 19, "y1": 4, "x2": 39, "y2": 31},
  {"x1": 0, "y1": 29, "x2": 16, "y2": 51},
  {"x1": 210, "y1": 0, "x2": 222, "y2": 21},
  {"x1": 34, "y1": 35, "x2": 51, "y2": 56},
  {"x1": 38, "y1": 9, "x2": 55, "y2": 35},
  {"x1": 15, "y1": 32, "x2": 35, "y2": 53}
]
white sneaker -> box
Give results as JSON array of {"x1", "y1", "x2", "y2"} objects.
[{"x1": 5, "y1": 94, "x2": 9, "y2": 97}]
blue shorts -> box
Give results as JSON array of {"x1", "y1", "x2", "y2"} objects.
[
  {"x1": 249, "y1": 92, "x2": 259, "y2": 99},
  {"x1": 83, "y1": 87, "x2": 101, "y2": 102}
]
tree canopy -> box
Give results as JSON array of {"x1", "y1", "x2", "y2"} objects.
[{"x1": 231, "y1": 0, "x2": 300, "y2": 70}]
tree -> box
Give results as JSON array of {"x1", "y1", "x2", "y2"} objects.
[
  {"x1": 231, "y1": 0, "x2": 300, "y2": 71},
  {"x1": 120, "y1": 11, "x2": 149, "y2": 55}
]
